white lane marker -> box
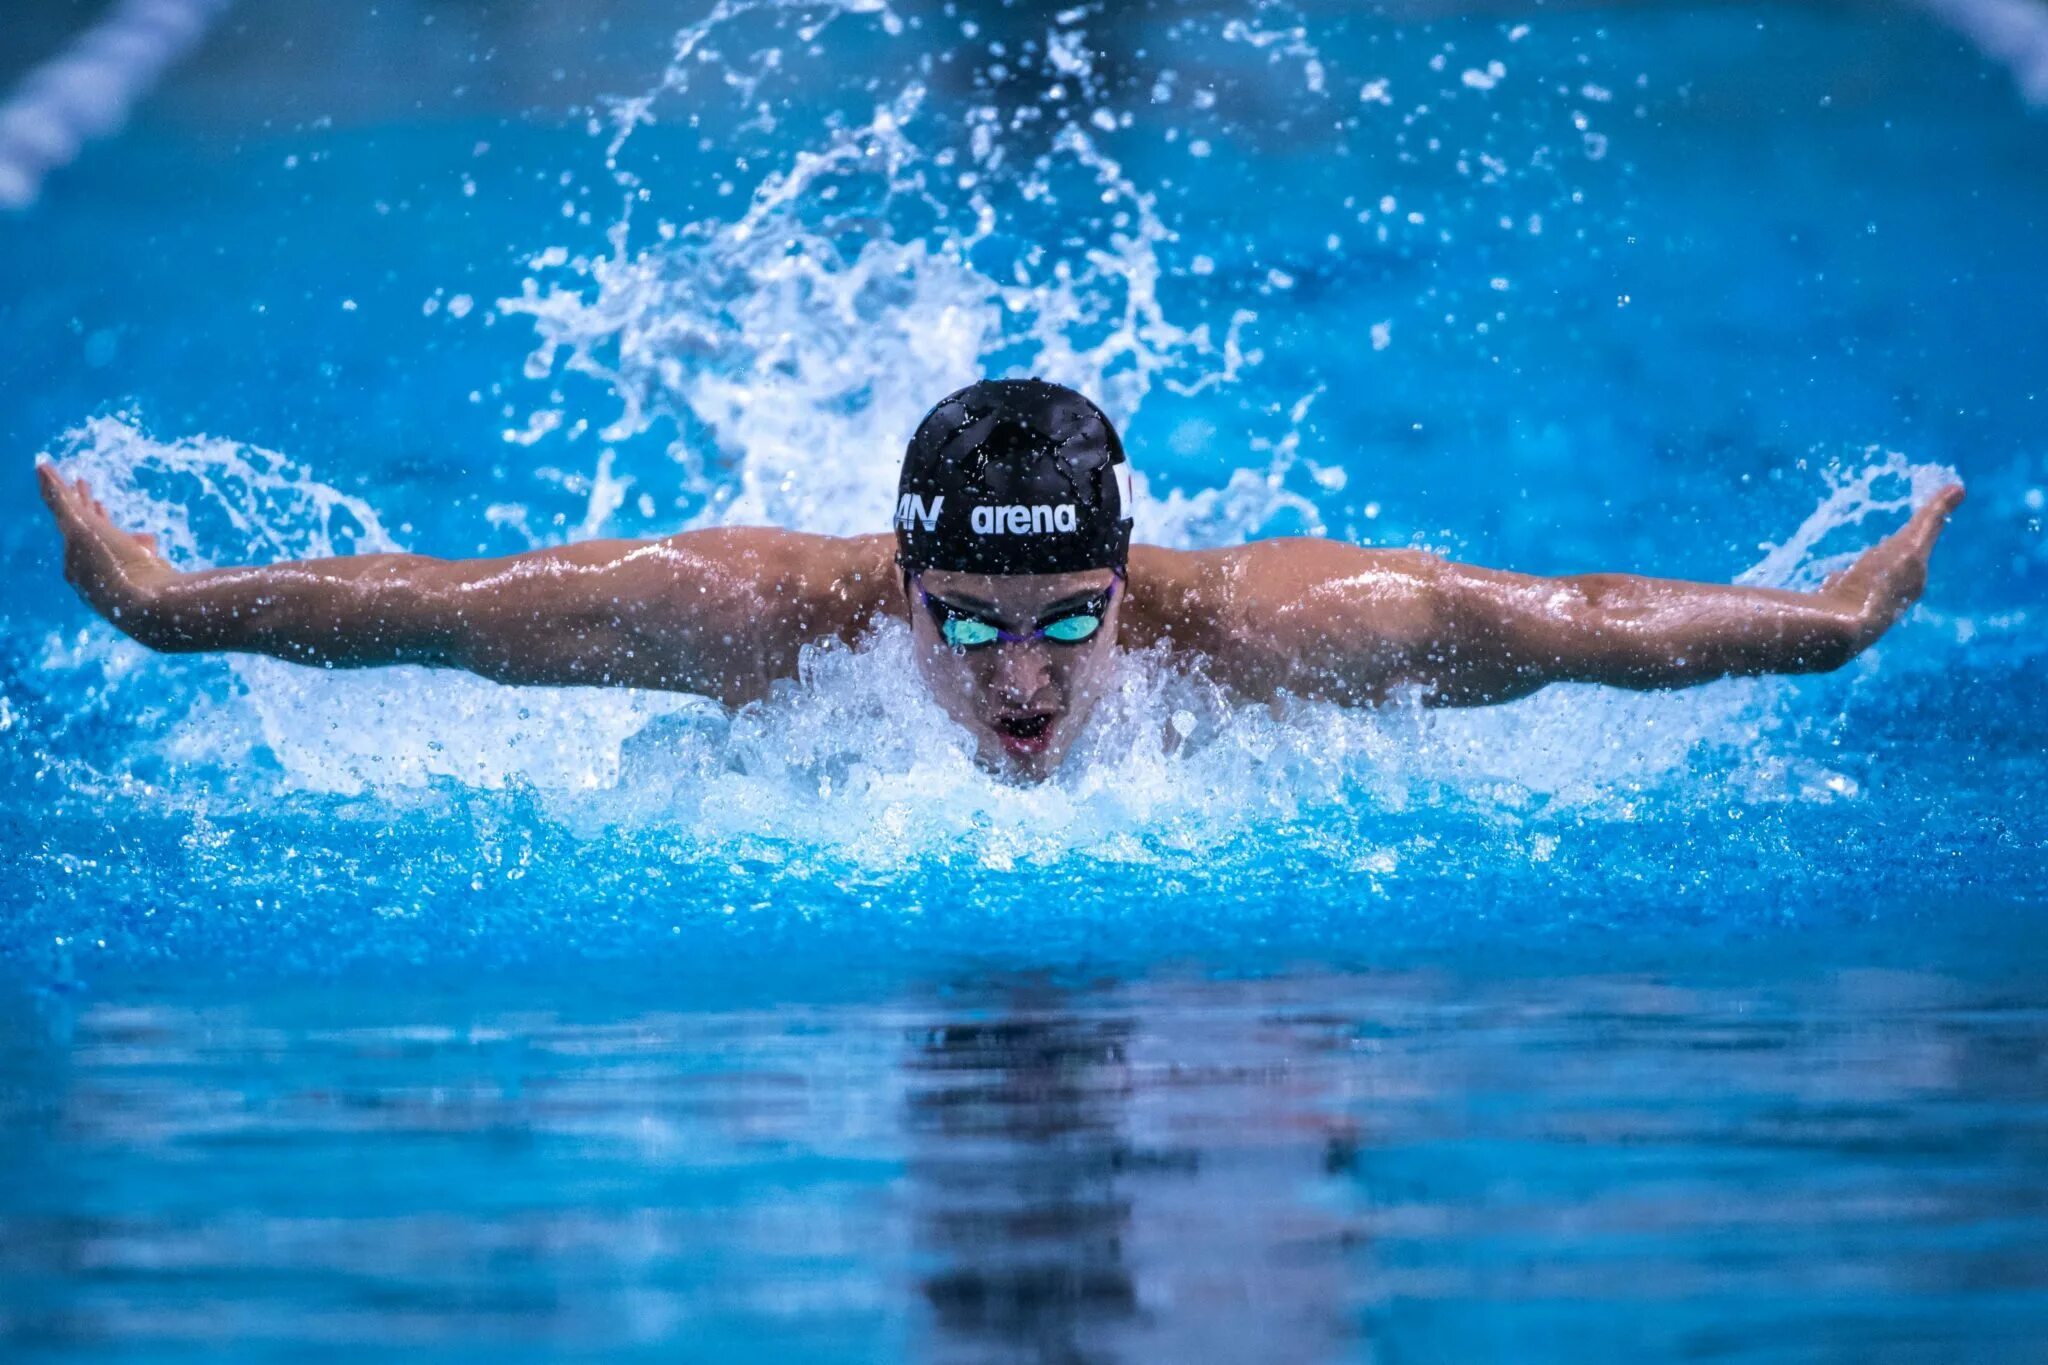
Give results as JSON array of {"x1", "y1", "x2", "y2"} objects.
[
  {"x1": 1913, "y1": 0, "x2": 2048, "y2": 104},
  {"x1": 0, "y1": 0, "x2": 234, "y2": 211}
]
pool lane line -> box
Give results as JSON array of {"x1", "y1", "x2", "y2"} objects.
[
  {"x1": 0, "y1": 0, "x2": 235, "y2": 212},
  {"x1": 1912, "y1": 0, "x2": 2048, "y2": 104}
]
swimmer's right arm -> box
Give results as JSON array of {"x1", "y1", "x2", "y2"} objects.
[{"x1": 37, "y1": 465, "x2": 895, "y2": 704}]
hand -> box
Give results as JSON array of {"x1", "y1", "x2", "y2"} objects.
[
  {"x1": 37, "y1": 463, "x2": 176, "y2": 633},
  {"x1": 1822, "y1": 482, "x2": 1965, "y2": 644}
]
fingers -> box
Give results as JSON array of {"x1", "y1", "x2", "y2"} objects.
[
  {"x1": 39, "y1": 467, "x2": 117, "y2": 529},
  {"x1": 1899, "y1": 483, "x2": 1965, "y2": 556},
  {"x1": 1859, "y1": 483, "x2": 1963, "y2": 567},
  {"x1": 37, "y1": 466, "x2": 89, "y2": 513},
  {"x1": 1863, "y1": 485, "x2": 1963, "y2": 616},
  {"x1": 73, "y1": 476, "x2": 113, "y2": 521},
  {"x1": 1821, "y1": 483, "x2": 1962, "y2": 623},
  {"x1": 39, "y1": 466, "x2": 160, "y2": 564},
  {"x1": 41, "y1": 472, "x2": 95, "y2": 541},
  {"x1": 37, "y1": 464, "x2": 86, "y2": 533},
  {"x1": 37, "y1": 461, "x2": 79, "y2": 508},
  {"x1": 1913, "y1": 482, "x2": 1964, "y2": 527}
]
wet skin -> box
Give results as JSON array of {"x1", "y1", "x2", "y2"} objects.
[
  {"x1": 908, "y1": 567, "x2": 1124, "y2": 780},
  {"x1": 38, "y1": 463, "x2": 1964, "y2": 780}
]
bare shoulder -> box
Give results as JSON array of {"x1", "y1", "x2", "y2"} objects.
[
  {"x1": 1125, "y1": 539, "x2": 1443, "y2": 638},
  {"x1": 636, "y1": 527, "x2": 898, "y2": 633},
  {"x1": 1122, "y1": 538, "x2": 1449, "y2": 699},
  {"x1": 641, "y1": 526, "x2": 890, "y2": 588}
]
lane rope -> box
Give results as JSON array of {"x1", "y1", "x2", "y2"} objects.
[
  {"x1": 1913, "y1": 0, "x2": 2048, "y2": 104},
  {"x1": 0, "y1": 0, "x2": 234, "y2": 211}
]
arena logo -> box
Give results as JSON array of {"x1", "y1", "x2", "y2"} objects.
[{"x1": 971, "y1": 503, "x2": 1079, "y2": 535}]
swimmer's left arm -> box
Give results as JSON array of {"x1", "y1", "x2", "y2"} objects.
[
  {"x1": 1393, "y1": 486, "x2": 1963, "y2": 705},
  {"x1": 1170, "y1": 485, "x2": 1964, "y2": 706}
]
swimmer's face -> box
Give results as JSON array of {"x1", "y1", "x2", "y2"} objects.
[{"x1": 905, "y1": 567, "x2": 1123, "y2": 781}]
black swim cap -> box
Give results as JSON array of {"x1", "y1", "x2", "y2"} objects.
[{"x1": 894, "y1": 378, "x2": 1134, "y2": 577}]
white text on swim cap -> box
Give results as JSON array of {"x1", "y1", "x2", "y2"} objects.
[
  {"x1": 895, "y1": 493, "x2": 944, "y2": 532},
  {"x1": 970, "y1": 504, "x2": 1080, "y2": 535}
]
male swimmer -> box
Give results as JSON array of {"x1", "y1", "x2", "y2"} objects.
[{"x1": 40, "y1": 379, "x2": 1963, "y2": 781}]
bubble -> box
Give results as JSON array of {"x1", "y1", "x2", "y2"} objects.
[{"x1": 20, "y1": 0, "x2": 1980, "y2": 944}]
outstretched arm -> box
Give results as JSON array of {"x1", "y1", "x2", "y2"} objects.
[
  {"x1": 37, "y1": 464, "x2": 894, "y2": 705},
  {"x1": 1144, "y1": 485, "x2": 1964, "y2": 706}
]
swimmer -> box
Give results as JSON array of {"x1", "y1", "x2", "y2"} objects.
[{"x1": 38, "y1": 378, "x2": 1964, "y2": 781}]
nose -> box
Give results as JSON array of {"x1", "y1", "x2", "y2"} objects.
[{"x1": 987, "y1": 640, "x2": 1054, "y2": 704}]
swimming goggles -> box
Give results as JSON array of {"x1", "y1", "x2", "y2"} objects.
[{"x1": 911, "y1": 570, "x2": 1121, "y2": 651}]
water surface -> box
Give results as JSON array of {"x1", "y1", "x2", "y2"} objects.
[{"x1": 3, "y1": 0, "x2": 2044, "y2": 1358}]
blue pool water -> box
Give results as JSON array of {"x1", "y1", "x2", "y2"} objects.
[{"x1": 2, "y1": 0, "x2": 2045, "y2": 1358}]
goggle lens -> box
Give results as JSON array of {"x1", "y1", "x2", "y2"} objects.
[
  {"x1": 916, "y1": 572, "x2": 1120, "y2": 652},
  {"x1": 1040, "y1": 612, "x2": 1102, "y2": 644},
  {"x1": 941, "y1": 616, "x2": 1003, "y2": 649},
  {"x1": 938, "y1": 608, "x2": 1104, "y2": 650}
]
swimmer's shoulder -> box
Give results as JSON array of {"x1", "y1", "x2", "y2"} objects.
[
  {"x1": 811, "y1": 533, "x2": 901, "y2": 626},
  {"x1": 1124, "y1": 538, "x2": 1444, "y2": 656},
  {"x1": 639, "y1": 527, "x2": 899, "y2": 635}
]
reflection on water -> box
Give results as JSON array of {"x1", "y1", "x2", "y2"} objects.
[
  {"x1": 4, "y1": 964, "x2": 2048, "y2": 1362},
  {"x1": 911, "y1": 1012, "x2": 1147, "y2": 1358},
  {"x1": 908, "y1": 999, "x2": 1360, "y2": 1364}
]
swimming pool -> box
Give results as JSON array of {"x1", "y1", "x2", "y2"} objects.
[{"x1": 3, "y1": 0, "x2": 2044, "y2": 1358}]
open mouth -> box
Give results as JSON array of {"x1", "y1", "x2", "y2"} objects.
[{"x1": 991, "y1": 712, "x2": 1056, "y2": 754}]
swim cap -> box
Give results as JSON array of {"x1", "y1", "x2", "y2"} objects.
[{"x1": 894, "y1": 378, "x2": 1134, "y2": 577}]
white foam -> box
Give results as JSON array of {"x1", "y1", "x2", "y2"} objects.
[
  {"x1": 42, "y1": 415, "x2": 699, "y2": 799},
  {"x1": 29, "y1": 3, "x2": 1966, "y2": 867},
  {"x1": 1738, "y1": 451, "x2": 1959, "y2": 591},
  {"x1": 43, "y1": 413, "x2": 1955, "y2": 865}
]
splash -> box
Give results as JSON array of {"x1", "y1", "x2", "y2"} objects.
[
  {"x1": 46, "y1": 412, "x2": 394, "y2": 567},
  {"x1": 500, "y1": 1, "x2": 1324, "y2": 546},
  {"x1": 1739, "y1": 450, "x2": 1960, "y2": 591},
  {"x1": 36, "y1": 415, "x2": 699, "y2": 799},
  {"x1": 20, "y1": 3, "x2": 1959, "y2": 873},
  {"x1": 32, "y1": 411, "x2": 1956, "y2": 873}
]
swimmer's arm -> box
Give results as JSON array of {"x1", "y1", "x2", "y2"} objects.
[
  {"x1": 1399, "y1": 486, "x2": 1964, "y2": 704},
  {"x1": 38, "y1": 466, "x2": 891, "y2": 704},
  {"x1": 1165, "y1": 485, "x2": 1963, "y2": 706}
]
